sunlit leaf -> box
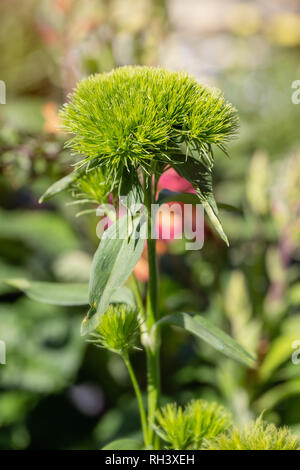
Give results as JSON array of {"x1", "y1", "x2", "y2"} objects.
[
  {"x1": 6, "y1": 279, "x2": 89, "y2": 306},
  {"x1": 39, "y1": 172, "x2": 77, "y2": 203},
  {"x1": 153, "y1": 312, "x2": 255, "y2": 366}
]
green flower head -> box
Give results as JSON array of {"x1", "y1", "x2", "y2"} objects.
[
  {"x1": 155, "y1": 399, "x2": 232, "y2": 450},
  {"x1": 88, "y1": 304, "x2": 140, "y2": 356},
  {"x1": 60, "y1": 66, "x2": 238, "y2": 182}
]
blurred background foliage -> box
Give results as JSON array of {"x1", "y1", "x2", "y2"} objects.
[{"x1": 0, "y1": 0, "x2": 300, "y2": 449}]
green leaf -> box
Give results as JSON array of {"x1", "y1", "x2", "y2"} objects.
[
  {"x1": 254, "y1": 379, "x2": 300, "y2": 412},
  {"x1": 153, "y1": 312, "x2": 255, "y2": 366},
  {"x1": 102, "y1": 438, "x2": 143, "y2": 450},
  {"x1": 259, "y1": 335, "x2": 300, "y2": 382},
  {"x1": 5, "y1": 279, "x2": 90, "y2": 306},
  {"x1": 170, "y1": 156, "x2": 229, "y2": 245},
  {"x1": 39, "y1": 172, "x2": 77, "y2": 203},
  {"x1": 5, "y1": 279, "x2": 135, "y2": 308},
  {"x1": 110, "y1": 286, "x2": 136, "y2": 307},
  {"x1": 82, "y1": 214, "x2": 146, "y2": 335}
]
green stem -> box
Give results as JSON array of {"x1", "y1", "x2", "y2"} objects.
[
  {"x1": 131, "y1": 273, "x2": 145, "y2": 319},
  {"x1": 123, "y1": 353, "x2": 149, "y2": 446},
  {"x1": 144, "y1": 173, "x2": 161, "y2": 449}
]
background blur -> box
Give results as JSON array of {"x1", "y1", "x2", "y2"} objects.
[{"x1": 0, "y1": 0, "x2": 300, "y2": 449}]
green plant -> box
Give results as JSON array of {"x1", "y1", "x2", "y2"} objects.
[{"x1": 8, "y1": 66, "x2": 258, "y2": 450}]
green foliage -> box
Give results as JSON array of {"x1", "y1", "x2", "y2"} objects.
[
  {"x1": 60, "y1": 66, "x2": 238, "y2": 182},
  {"x1": 6, "y1": 279, "x2": 90, "y2": 306},
  {"x1": 0, "y1": 299, "x2": 84, "y2": 393},
  {"x1": 153, "y1": 312, "x2": 255, "y2": 366},
  {"x1": 155, "y1": 399, "x2": 231, "y2": 450},
  {"x1": 2, "y1": 0, "x2": 300, "y2": 450},
  {"x1": 39, "y1": 173, "x2": 77, "y2": 203},
  {"x1": 0, "y1": 209, "x2": 79, "y2": 256},
  {"x1": 89, "y1": 304, "x2": 141, "y2": 356},
  {"x1": 205, "y1": 417, "x2": 300, "y2": 450}
]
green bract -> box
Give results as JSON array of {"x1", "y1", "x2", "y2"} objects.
[
  {"x1": 60, "y1": 66, "x2": 238, "y2": 179},
  {"x1": 71, "y1": 166, "x2": 111, "y2": 204}
]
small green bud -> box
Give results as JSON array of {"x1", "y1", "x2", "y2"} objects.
[{"x1": 89, "y1": 304, "x2": 141, "y2": 356}]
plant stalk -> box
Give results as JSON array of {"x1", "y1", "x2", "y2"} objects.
[
  {"x1": 131, "y1": 273, "x2": 145, "y2": 320},
  {"x1": 144, "y1": 173, "x2": 161, "y2": 449},
  {"x1": 123, "y1": 353, "x2": 149, "y2": 446}
]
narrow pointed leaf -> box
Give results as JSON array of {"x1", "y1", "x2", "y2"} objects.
[
  {"x1": 5, "y1": 279, "x2": 135, "y2": 308},
  {"x1": 39, "y1": 172, "x2": 77, "y2": 203},
  {"x1": 153, "y1": 312, "x2": 255, "y2": 366},
  {"x1": 82, "y1": 214, "x2": 146, "y2": 335},
  {"x1": 171, "y1": 156, "x2": 229, "y2": 245},
  {"x1": 5, "y1": 279, "x2": 89, "y2": 306}
]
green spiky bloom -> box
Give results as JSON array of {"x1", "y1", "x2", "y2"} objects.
[
  {"x1": 205, "y1": 417, "x2": 300, "y2": 450},
  {"x1": 155, "y1": 400, "x2": 231, "y2": 450},
  {"x1": 88, "y1": 304, "x2": 140, "y2": 355},
  {"x1": 41, "y1": 66, "x2": 239, "y2": 243},
  {"x1": 155, "y1": 403, "x2": 192, "y2": 450},
  {"x1": 71, "y1": 166, "x2": 111, "y2": 204},
  {"x1": 60, "y1": 66, "x2": 238, "y2": 180},
  {"x1": 187, "y1": 399, "x2": 232, "y2": 449}
]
